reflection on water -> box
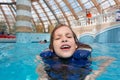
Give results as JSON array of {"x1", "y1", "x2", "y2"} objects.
[{"x1": 0, "y1": 43, "x2": 120, "y2": 80}]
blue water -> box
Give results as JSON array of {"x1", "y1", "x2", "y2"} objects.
[
  {"x1": 0, "y1": 43, "x2": 120, "y2": 80},
  {"x1": 0, "y1": 43, "x2": 49, "y2": 80},
  {"x1": 91, "y1": 43, "x2": 120, "y2": 80}
]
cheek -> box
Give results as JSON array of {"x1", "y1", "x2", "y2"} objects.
[
  {"x1": 53, "y1": 40, "x2": 61, "y2": 45},
  {"x1": 53, "y1": 44, "x2": 60, "y2": 54},
  {"x1": 53, "y1": 41, "x2": 60, "y2": 49},
  {"x1": 70, "y1": 39, "x2": 76, "y2": 45},
  {"x1": 71, "y1": 40, "x2": 77, "y2": 48}
]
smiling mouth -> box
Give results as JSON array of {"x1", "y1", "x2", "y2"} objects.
[{"x1": 60, "y1": 45, "x2": 71, "y2": 49}]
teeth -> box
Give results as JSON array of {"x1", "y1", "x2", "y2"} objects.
[
  {"x1": 63, "y1": 45, "x2": 69, "y2": 48},
  {"x1": 61, "y1": 45, "x2": 69, "y2": 48}
]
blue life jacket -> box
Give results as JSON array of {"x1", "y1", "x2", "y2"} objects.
[{"x1": 40, "y1": 48, "x2": 92, "y2": 80}]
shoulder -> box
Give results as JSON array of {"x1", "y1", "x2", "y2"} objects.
[
  {"x1": 73, "y1": 48, "x2": 92, "y2": 59},
  {"x1": 78, "y1": 47, "x2": 92, "y2": 52},
  {"x1": 78, "y1": 43, "x2": 92, "y2": 52},
  {"x1": 40, "y1": 49, "x2": 55, "y2": 58}
]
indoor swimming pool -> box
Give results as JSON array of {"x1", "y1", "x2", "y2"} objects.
[{"x1": 0, "y1": 43, "x2": 120, "y2": 80}]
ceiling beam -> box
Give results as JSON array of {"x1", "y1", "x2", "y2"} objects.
[
  {"x1": 0, "y1": 5, "x2": 10, "y2": 29},
  {"x1": 43, "y1": 0, "x2": 60, "y2": 24},
  {"x1": 63, "y1": 0, "x2": 79, "y2": 20},
  {"x1": 0, "y1": 2, "x2": 16, "y2": 5},
  {"x1": 54, "y1": 0, "x2": 70, "y2": 26},
  {"x1": 38, "y1": 1, "x2": 52, "y2": 25},
  {"x1": 77, "y1": 0, "x2": 86, "y2": 11},
  {"x1": 31, "y1": 0, "x2": 39, "y2": 2},
  {"x1": 8, "y1": 5, "x2": 16, "y2": 21},
  {"x1": 114, "y1": 0, "x2": 120, "y2": 7},
  {"x1": 91, "y1": 0, "x2": 102, "y2": 14},
  {"x1": 32, "y1": 4, "x2": 44, "y2": 27}
]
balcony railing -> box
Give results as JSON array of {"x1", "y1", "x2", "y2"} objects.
[{"x1": 71, "y1": 11, "x2": 117, "y2": 28}]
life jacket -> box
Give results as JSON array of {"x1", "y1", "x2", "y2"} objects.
[{"x1": 40, "y1": 48, "x2": 92, "y2": 80}]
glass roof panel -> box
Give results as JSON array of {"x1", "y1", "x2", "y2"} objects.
[
  {"x1": 97, "y1": 0, "x2": 106, "y2": 3},
  {"x1": 0, "y1": 0, "x2": 119, "y2": 29},
  {"x1": 108, "y1": 0, "x2": 116, "y2": 6},
  {"x1": 100, "y1": 1, "x2": 110, "y2": 9},
  {"x1": 84, "y1": 1, "x2": 93, "y2": 9},
  {"x1": 69, "y1": 0, "x2": 82, "y2": 12},
  {"x1": 81, "y1": 0, "x2": 89, "y2": 4}
]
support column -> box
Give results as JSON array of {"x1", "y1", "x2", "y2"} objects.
[{"x1": 16, "y1": 0, "x2": 32, "y2": 43}]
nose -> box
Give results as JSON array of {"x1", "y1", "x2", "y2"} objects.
[
  {"x1": 61, "y1": 36, "x2": 68, "y2": 42},
  {"x1": 62, "y1": 39, "x2": 67, "y2": 42}
]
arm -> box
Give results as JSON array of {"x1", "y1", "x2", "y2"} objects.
[
  {"x1": 85, "y1": 56, "x2": 115, "y2": 80},
  {"x1": 36, "y1": 55, "x2": 49, "y2": 80}
]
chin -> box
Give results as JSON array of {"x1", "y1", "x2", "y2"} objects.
[
  {"x1": 60, "y1": 54, "x2": 73, "y2": 58},
  {"x1": 56, "y1": 51, "x2": 74, "y2": 58}
]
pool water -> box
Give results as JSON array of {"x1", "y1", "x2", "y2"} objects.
[
  {"x1": 90, "y1": 43, "x2": 120, "y2": 80},
  {"x1": 0, "y1": 43, "x2": 49, "y2": 80},
  {"x1": 0, "y1": 43, "x2": 120, "y2": 80}
]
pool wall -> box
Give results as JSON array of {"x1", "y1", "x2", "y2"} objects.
[
  {"x1": 78, "y1": 24, "x2": 120, "y2": 43},
  {"x1": 14, "y1": 24, "x2": 120, "y2": 43},
  {"x1": 16, "y1": 33, "x2": 50, "y2": 43}
]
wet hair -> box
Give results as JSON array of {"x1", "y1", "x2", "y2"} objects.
[
  {"x1": 49, "y1": 23, "x2": 92, "y2": 51},
  {"x1": 49, "y1": 23, "x2": 79, "y2": 51}
]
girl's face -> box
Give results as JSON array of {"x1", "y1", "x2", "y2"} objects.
[{"x1": 53, "y1": 26, "x2": 77, "y2": 58}]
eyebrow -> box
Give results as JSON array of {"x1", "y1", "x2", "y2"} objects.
[
  {"x1": 66, "y1": 33, "x2": 72, "y2": 36},
  {"x1": 55, "y1": 33, "x2": 72, "y2": 37},
  {"x1": 55, "y1": 34, "x2": 61, "y2": 37}
]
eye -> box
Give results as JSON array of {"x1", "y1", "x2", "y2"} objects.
[
  {"x1": 67, "y1": 36, "x2": 72, "y2": 38},
  {"x1": 54, "y1": 37, "x2": 60, "y2": 40},
  {"x1": 67, "y1": 35, "x2": 73, "y2": 38}
]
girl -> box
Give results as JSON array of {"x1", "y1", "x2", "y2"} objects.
[{"x1": 37, "y1": 23, "x2": 92, "y2": 80}]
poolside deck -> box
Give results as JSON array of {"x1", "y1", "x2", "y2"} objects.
[
  {"x1": 0, "y1": 35, "x2": 16, "y2": 43},
  {"x1": 73, "y1": 21, "x2": 120, "y2": 37}
]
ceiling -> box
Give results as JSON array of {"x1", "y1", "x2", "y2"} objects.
[{"x1": 0, "y1": 0, "x2": 120, "y2": 30}]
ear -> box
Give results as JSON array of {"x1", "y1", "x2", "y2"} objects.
[{"x1": 76, "y1": 45, "x2": 78, "y2": 49}]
